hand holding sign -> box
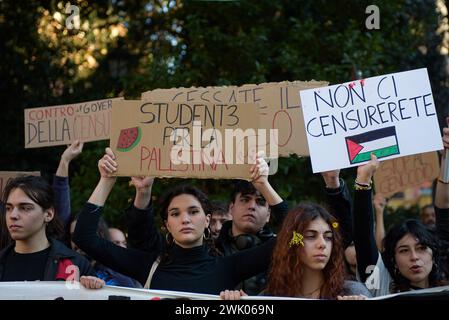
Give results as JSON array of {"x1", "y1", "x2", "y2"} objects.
[
  {"x1": 57, "y1": 140, "x2": 84, "y2": 178},
  {"x1": 130, "y1": 176, "x2": 154, "y2": 191},
  {"x1": 356, "y1": 153, "x2": 380, "y2": 185},
  {"x1": 130, "y1": 176, "x2": 154, "y2": 210},
  {"x1": 320, "y1": 169, "x2": 341, "y2": 189},
  {"x1": 98, "y1": 147, "x2": 118, "y2": 179},
  {"x1": 250, "y1": 152, "x2": 269, "y2": 188},
  {"x1": 61, "y1": 140, "x2": 84, "y2": 163}
]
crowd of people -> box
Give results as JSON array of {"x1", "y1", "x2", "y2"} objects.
[{"x1": 1, "y1": 125, "x2": 449, "y2": 300}]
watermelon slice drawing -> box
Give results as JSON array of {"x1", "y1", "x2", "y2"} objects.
[{"x1": 117, "y1": 126, "x2": 142, "y2": 152}]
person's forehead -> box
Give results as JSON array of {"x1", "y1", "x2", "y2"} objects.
[
  {"x1": 169, "y1": 194, "x2": 201, "y2": 209},
  {"x1": 7, "y1": 188, "x2": 35, "y2": 204},
  {"x1": 305, "y1": 218, "x2": 331, "y2": 232},
  {"x1": 396, "y1": 233, "x2": 419, "y2": 247},
  {"x1": 110, "y1": 229, "x2": 125, "y2": 238},
  {"x1": 238, "y1": 191, "x2": 263, "y2": 198}
]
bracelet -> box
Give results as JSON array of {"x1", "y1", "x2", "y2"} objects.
[
  {"x1": 355, "y1": 179, "x2": 372, "y2": 187},
  {"x1": 355, "y1": 179, "x2": 372, "y2": 190}
]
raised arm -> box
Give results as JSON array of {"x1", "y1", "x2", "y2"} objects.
[
  {"x1": 250, "y1": 153, "x2": 287, "y2": 224},
  {"x1": 53, "y1": 140, "x2": 83, "y2": 228},
  {"x1": 353, "y1": 154, "x2": 380, "y2": 282},
  {"x1": 250, "y1": 154, "x2": 282, "y2": 206},
  {"x1": 435, "y1": 121, "x2": 449, "y2": 244},
  {"x1": 321, "y1": 170, "x2": 353, "y2": 248},
  {"x1": 73, "y1": 148, "x2": 158, "y2": 285},
  {"x1": 373, "y1": 193, "x2": 387, "y2": 252},
  {"x1": 125, "y1": 176, "x2": 164, "y2": 252},
  {"x1": 87, "y1": 147, "x2": 116, "y2": 206}
]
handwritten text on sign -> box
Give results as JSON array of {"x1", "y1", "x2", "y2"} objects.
[
  {"x1": 142, "y1": 81, "x2": 328, "y2": 157},
  {"x1": 110, "y1": 100, "x2": 267, "y2": 179},
  {"x1": 300, "y1": 68, "x2": 443, "y2": 173},
  {"x1": 374, "y1": 152, "x2": 439, "y2": 197},
  {"x1": 24, "y1": 98, "x2": 123, "y2": 148}
]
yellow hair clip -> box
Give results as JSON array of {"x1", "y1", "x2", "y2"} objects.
[{"x1": 289, "y1": 231, "x2": 304, "y2": 247}]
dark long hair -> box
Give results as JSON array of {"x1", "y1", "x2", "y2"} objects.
[
  {"x1": 159, "y1": 185, "x2": 221, "y2": 259},
  {"x1": 266, "y1": 203, "x2": 346, "y2": 299},
  {"x1": 1, "y1": 176, "x2": 64, "y2": 242},
  {"x1": 0, "y1": 200, "x2": 10, "y2": 250},
  {"x1": 382, "y1": 219, "x2": 447, "y2": 292}
]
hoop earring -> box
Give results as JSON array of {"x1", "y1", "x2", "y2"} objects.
[
  {"x1": 165, "y1": 232, "x2": 174, "y2": 245},
  {"x1": 203, "y1": 227, "x2": 211, "y2": 240}
]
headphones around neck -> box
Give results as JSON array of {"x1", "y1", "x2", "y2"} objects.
[{"x1": 231, "y1": 228, "x2": 275, "y2": 251}]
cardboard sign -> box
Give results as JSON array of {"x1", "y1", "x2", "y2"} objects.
[
  {"x1": 110, "y1": 100, "x2": 263, "y2": 179},
  {"x1": 24, "y1": 98, "x2": 123, "y2": 148},
  {"x1": 141, "y1": 81, "x2": 328, "y2": 157},
  {"x1": 373, "y1": 152, "x2": 439, "y2": 197},
  {"x1": 299, "y1": 68, "x2": 443, "y2": 173},
  {"x1": 0, "y1": 171, "x2": 40, "y2": 197}
]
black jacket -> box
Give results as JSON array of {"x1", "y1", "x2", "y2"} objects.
[
  {"x1": 73, "y1": 203, "x2": 276, "y2": 294},
  {"x1": 0, "y1": 238, "x2": 95, "y2": 281},
  {"x1": 214, "y1": 201, "x2": 288, "y2": 295}
]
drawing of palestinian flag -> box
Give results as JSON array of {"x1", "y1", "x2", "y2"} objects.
[{"x1": 345, "y1": 126, "x2": 400, "y2": 164}]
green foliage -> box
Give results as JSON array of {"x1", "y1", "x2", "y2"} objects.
[{"x1": 1, "y1": 0, "x2": 447, "y2": 229}]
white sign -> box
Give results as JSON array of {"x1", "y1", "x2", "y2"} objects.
[
  {"x1": 0, "y1": 281, "x2": 448, "y2": 300},
  {"x1": 0, "y1": 282, "x2": 219, "y2": 300},
  {"x1": 299, "y1": 68, "x2": 443, "y2": 173}
]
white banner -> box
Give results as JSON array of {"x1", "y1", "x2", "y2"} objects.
[
  {"x1": 299, "y1": 68, "x2": 443, "y2": 173},
  {"x1": 0, "y1": 281, "x2": 447, "y2": 300},
  {"x1": 0, "y1": 282, "x2": 218, "y2": 300}
]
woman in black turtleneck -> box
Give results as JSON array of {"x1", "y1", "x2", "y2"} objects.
[{"x1": 73, "y1": 148, "x2": 284, "y2": 294}]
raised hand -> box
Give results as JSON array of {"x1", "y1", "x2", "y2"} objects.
[
  {"x1": 356, "y1": 153, "x2": 379, "y2": 185},
  {"x1": 130, "y1": 176, "x2": 154, "y2": 192},
  {"x1": 98, "y1": 147, "x2": 117, "y2": 178},
  {"x1": 373, "y1": 193, "x2": 387, "y2": 214},
  {"x1": 130, "y1": 176, "x2": 154, "y2": 209},
  {"x1": 250, "y1": 151, "x2": 269, "y2": 189},
  {"x1": 62, "y1": 140, "x2": 84, "y2": 163},
  {"x1": 56, "y1": 140, "x2": 84, "y2": 177},
  {"x1": 321, "y1": 169, "x2": 341, "y2": 188},
  {"x1": 249, "y1": 151, "x2": 282, "y2": 206}
]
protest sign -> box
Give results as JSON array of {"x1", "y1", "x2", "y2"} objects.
[
  {"x1": 299, "y1": 68, "x2": 443, "y2": 173},
  {"x1": 110, "y1": 100, "x2": 266, "y2": 179},
  {"x1": 374, "y1": 152, "x2": 440, "y2": 197},
  {"x1": 0, "y1": 171, "x2": 40, "y2": 196},
  {"x1": 142, "y1": 80, "x2": 328, "y2": 157},
  {"x1": 24, "y1": 98, "x2": 123, "y2": 148}
]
